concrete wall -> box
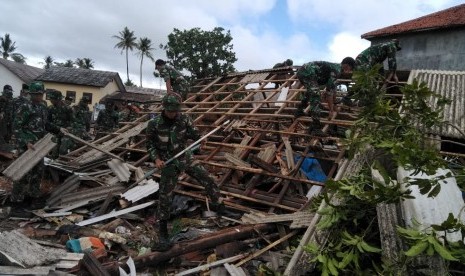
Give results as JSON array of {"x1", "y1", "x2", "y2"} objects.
[
  {"x1": 0, "y1": 65, "x2": 23, "y2": 97},
  {"x1": 368, "y1": 28, "x2": 465, "y2": 71},
  {"x1": 43, "y1": 80, "x2": 119, "y2": 110}
]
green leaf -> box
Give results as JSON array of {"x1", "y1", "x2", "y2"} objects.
[
  {"x1": 427, "y1": 184, "x2": 441, "y2": 198},
  {"x1": 360, "y1": 241, "x2": 382, "y2": 253},
  {"x1": 404, "y1": 241, "x2": 429, "y2": 257},
  {"x1": 431, "y1": 239, "x2": 459, "y2": 261}
]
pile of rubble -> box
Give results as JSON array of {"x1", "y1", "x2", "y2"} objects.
[{"x1": 0, "y1": 66, "x2": 372, "y2": 275}]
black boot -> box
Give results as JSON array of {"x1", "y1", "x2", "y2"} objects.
[{"x1": 152, "y1": 220, "x2": 172, "y2": 252}]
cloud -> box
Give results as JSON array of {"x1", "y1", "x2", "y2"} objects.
[{"x1": 327, "y1": 32, "x2": 370, "y2": 62}]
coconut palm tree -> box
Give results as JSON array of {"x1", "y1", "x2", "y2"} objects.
[
  {"x1": 63, "y1": 59, "x2": 74, "y2": 68},
  {"x1": 43, "y1": 55, "x2": 54, "y2": 69},
  {"x1": 75, "y1": 58, "x2": 94, "y2": 69},
  {"x1": 136, "y1": 37, "x2": 155, "y2": 87},
  {"x1": 1, "y1": 33, "x2": 23, "y2": 60},
  {"x1": 113, "y1": 27, "x2": 137, "y2": 82}
]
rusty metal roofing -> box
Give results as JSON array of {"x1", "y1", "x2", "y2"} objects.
[
  {"x1": 408, "y1": 70, "x2": 465, "y2": 139},
  {"x1": 362, "y1": 4, "x2": 465, "y2": 39}
]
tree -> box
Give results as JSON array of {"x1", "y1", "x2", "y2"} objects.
[
  {"x1": 43, "y1": 55, "x2": 54, "y2": 69},
  {"x1": 75, "y1": 58, "x2": 94, "y2": 69},
  {"x1": 54, "y1": 59, "x2": 75, "y2": 68},
  {"x1": 113, "y1": 27, "x2": 137, "y2": 82},
  {"x1": 1, "y1": 33, "x2": 24, "y2": 61},
  {"x1": 11, "y1": 53, "x2": 26, "y2": 64},
  {"x1": 160, "y1": 27, "x2": 237, "y2": 81},
  {"x1": 136, "y1": 37, "x2": 155, "y2": 87}
]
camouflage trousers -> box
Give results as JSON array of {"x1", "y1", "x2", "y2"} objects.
[
  {"x1": 173, "y1": 80, "x2": 190, "y2": 101},
  {"x1": 157, "y1": 161, "x2": 221, "y2": 220},
  {"x1": 296, "y1": 77, "x2": 322, "y2": 131},
  {"x1": 11, "y1": 163, "x2": 44, "y2": 202}
]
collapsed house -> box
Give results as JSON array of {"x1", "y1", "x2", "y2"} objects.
[{"x1": 0, "y1": 66, "x2": 464, "y2": 275}]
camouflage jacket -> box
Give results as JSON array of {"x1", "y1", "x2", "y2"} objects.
[
  {"x1": 73, "y1": 103, "x2": 91, "y2": 131},
  {"x1": 47, "y1": 102, "x2": 74, "y2": 134},
  {"x1": 13, "y1": 96, "x2": 29, "y2": 114},
  {"x1": 146, "y1": 112, "x2": 200, "y2": 161},
  {"x1": 13, "y1": 101, "x2": 48, "y2": 150},
  {"x1": 96, "y1": 108, "x2": 119, "y2": 131},
  {"x1": 356, "y1": 41, "x2": 398, "y2": 72},
  {"x1": 298, "y1": 61, "x2": 341, "y2": 91},
  {"x1": 159, "y1": 64, "x2": 188, "y2": 86},
  {"x1": 0, "y1": 95, "x2": 14, "y2": 127}
]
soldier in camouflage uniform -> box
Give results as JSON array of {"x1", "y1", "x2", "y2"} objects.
[
  {"x1": 13, "y1": 84, "x2": 30, "y2": 115},
  {"x1": 64, "y1": 95, "x2": 74, "y2": 106},
  {"x1": 340, "y1": 39, "x2": 402, "y2": 105},
  {"x1": 295, "y1": 61, "x2": 341, "y2": 137},
  {"x1": 155, "y1": 59, "x2": 190, "y2": 101},
  {"x1": 10, "y1": 81, "x2": 48, "y2": 203},
  {"x1": 0, "y1": 84, "x2": 15, "y2": 143},
  {"x1": 95, "y1": 99, "x2": 119, "y2": 139},
  {"x1": 271, "y1": 59, "x2": 294, "y2": 88},
  {"x1": 72, "y1": 96, "x2": 92, "y2": 140},
  {"x1": 146, "y1": 93, "x2": 227, "y2": 251},
  {"x1": 47, "y1": 89, "x2": 75, "y2": 157}
]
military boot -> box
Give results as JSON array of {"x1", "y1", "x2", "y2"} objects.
[{"x1": 152, "y1": 220, "x2": 172, "y2": 252}]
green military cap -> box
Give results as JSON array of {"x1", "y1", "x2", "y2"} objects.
[
  {"x1": 29, "y1": 81, "x2": 45, "y2": 94},
  {"x1": 46, "y1": 89, "x2": 63, "y2": 100},
  {"x1": 162, "y1": 93, "x2": 181, "y2": 111}
]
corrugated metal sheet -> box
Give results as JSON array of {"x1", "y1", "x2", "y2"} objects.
[
  {"x1": 46, "y1": 174, "x2": 81, "y2": 207},
  {"x1": 121, "y1": 180, "x2": 159, "y2": 203},
  {"x1": 107, "y1": 159, "x2": 130, "y2": 182},
  {"x1": 241, "y1": 211, "x2": 314, "y2": 229},
  {"x1": 52, "y1": 184, "x2": 126, "y2": 207},
  {"x1": 3, "y1": 134, "x2": 56, "y2": 181},
  {"x1": 408, "y1": 70, "x2": 465, "y2": 139}
]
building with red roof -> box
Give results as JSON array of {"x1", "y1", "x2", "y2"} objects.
[{"x1": 361, "y1": 4, "x2": 465, "y2": 71}]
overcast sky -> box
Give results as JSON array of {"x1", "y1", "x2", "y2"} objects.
[{"x1": 1, "y1": 0, "x2": 462, "y2": 89}]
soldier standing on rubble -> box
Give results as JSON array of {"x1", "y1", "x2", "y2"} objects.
[
  {"x1": 294, "y1": 61, "x2": 341, "y2": 137},
  {"x1": 10, "y1": 81, "x2": 48, "y2": 206},
  {"x1": 72, "y1": 96, "x2": 92, "y2": 140},
  {"x1": 155, "y1": 59, "x2": 190, "y2": 101},
  {"x1": 340, "y1": 39, "x2": 402, "y2": 105},
  {"x1": 146, "y1": 93, "x2": 229, "y2": 251},
  {"x1": 95, "y1": 99, "x2": 119, "y2": 139},
  {"x1": 47, "y1": 89, "x2": 75, "y2": 157},
  {"x1": 0, "y1": 84, "x2": 15, "y2": 143}
]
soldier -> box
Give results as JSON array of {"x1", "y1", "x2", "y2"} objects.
[
  {"x1": 72, "y1": 96, "x2": 92, "y2": 140},
  {"x1": 95, "y1": 99, "x2": 119, "y2": 139},
  {"x1": 64, "y1": 95, "x2": 74, "y2": 106},
  {"x1": 47, "y1": 89, "x2": 74, "y2": 156},
  {"x1": 13, "y1": 84, "x2": 30, "y2": 114},
  {"x1": 294, "y1": 61, "x2": 341, "y2": 137},
  {"x1": 0, "y1": 84, "x2": 14, "y2": 142},
  {"x1": 155, "y1": 59, "x2": 190, "y2": 101},
  {"x1": 10, "y1": 81, "x2": 48, "y2": 206},
  {"x1": 271, "y1": 59, "x2": 294, "y2": 88},
  {"x1": 340, "y1": 39, "x2": 402, "y2": 105},
  {"x1": 146, "y1": 93, "x2": 229, "y2": 251}
]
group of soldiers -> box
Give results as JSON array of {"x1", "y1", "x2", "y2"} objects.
[{"x1": 0, "y1": 81, "x2": 93, "y2": 205}]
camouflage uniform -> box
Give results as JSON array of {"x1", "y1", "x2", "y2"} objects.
[
  {"x1": 72, "y1": 97, "x2": 92, "y2": 140},
  {"x1": 295, "y1": 61, "x2": 340, "y2": 134},
  {"x1": 47, "y1": 89, "x2": 74, "y2": 156},
  {"x1": 158, "y1": 64, "x2": 190, "y2": 101},
  {"x1": 355, "y1": 40, "x2": 398, "y2": 73},
  {"x1": 95, "y1": 101, "x2": 119, "y2": 139},
  {"x1": 11, "y1": 82, "x2": 48, "y2": 202},
  {"x1": 0, "y1": 85, "x2": 14, "y2": 143},
  {"x1": 146, "y1": 96, "x2": 221, "y2": 221}
]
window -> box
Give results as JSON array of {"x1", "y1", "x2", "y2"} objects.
[
  {"x1": 83, "y1": 92, "x2": 93, "y2": 104},
  {"x1": 66, "y1": 91, "x2": 76, "y2": 102}
]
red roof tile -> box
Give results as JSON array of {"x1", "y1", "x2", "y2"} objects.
[{"x1": 362, "y1": 4, "x2": 465, "y2": 39}]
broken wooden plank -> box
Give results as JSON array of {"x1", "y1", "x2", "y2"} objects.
[
  {"x1": 224, "y1": 263, "x2": 247, "y2": 276},
  {"x1": 176, "y1": 254, "x2": 247, "y2": 276},
  {"x1": 82, "y1": 251, "x2": 110, "y2": 276},
  {"x1": 3, "y1": 133, "x2": 56, "y2": 181}
]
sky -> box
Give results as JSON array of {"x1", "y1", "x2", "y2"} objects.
[{"x1": 1, "y1": 0, "x2": 462, "y2": 89}]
